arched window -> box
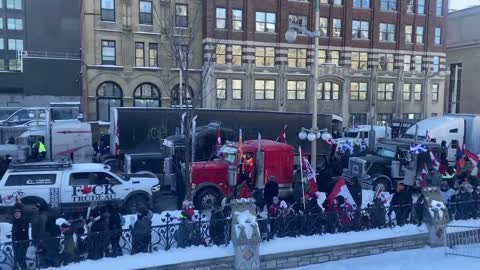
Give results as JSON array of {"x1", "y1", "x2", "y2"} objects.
[
  {"x1": 317, "y1": 81, "x2": 341, "y2": 100},
  {"x1": 134, "y1": 83, "x2": 161, "y2": 107},
  {"x1": 171, "y1": 84, "x2": 193, "y2": 107},
  {"x1": 97, "y1": 82, "x2": 123, "y2": 121}
]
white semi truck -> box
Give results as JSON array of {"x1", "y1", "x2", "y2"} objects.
[
  {"x1": 404, "y1": 114, "x2": 480, "y2": 163},
  {"x1": 335, "y1": 125, "x2": 392, "y2": 151}
]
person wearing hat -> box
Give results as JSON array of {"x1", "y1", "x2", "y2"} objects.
[
  {"x1": 56, "y1": 218, "x2": 80, "y2": 265},
  {"x1": 264, "y1": 176, "x2": 279, "y2": 208},
  {"x1": 439, "y1": 181, "x2": 456, "y2": 203},
  {"x1": 389, "y1": 183, "x2": 412, "y2": 226},
  {"x1": 12, "y1": 205, "x2": 29, "y2": 270},
  {"x1": 131, "y1": 207, "x2": 153, "y2": 254}
]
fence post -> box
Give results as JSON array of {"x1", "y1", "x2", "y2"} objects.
[
  {"x1": 421, "y1": 189, "x2": 450, "y2": 247},
  {"x1": 230, "y1": 198, "x2": 261, "y2": 270}
]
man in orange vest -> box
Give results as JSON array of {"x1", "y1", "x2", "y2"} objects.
[{"x1": 242, "y1": 153, "x2": 255, "y2": 185}]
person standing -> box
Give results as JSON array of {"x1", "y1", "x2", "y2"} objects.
[
  {"x1": 88, "y1": 208, "x2": 108, "y2": 260},
  {"x1": 131, "y1": 208, "x2": 153, "y2": 254},
  {"x1": 12, "y1": 205, "x2": 29, "y2": 270},
  {"x1": 38, "y1": 139, "x2": 47, "y2": 161},
  {"x1": 389, "y1": 183, "x2": 413, "y2": 226},
  {"x1": 426, "y1": 168, "x2": 443, "y2": 187},
  {"x1": 106, "y1": 204, "x2": 123, "y2": 257},
  {"x1": 264, "y1": 176, "x2": 279, "y2": 207}
]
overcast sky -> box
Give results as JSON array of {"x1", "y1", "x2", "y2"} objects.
[{"x1": 451, "y1": 0, "x2": 480, "y2": 10}]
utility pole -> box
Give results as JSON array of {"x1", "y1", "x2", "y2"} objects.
[{"x1": 311, "y1": 0, "x2": 320, "y2": 174}]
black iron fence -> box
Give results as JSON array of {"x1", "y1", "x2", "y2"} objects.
[{"x1": 0, "y1": 200, "x2": 479, "y2": 269}]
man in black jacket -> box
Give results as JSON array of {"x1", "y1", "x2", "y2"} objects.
[
  {"x1": 389, "y1": 183, "x2": 413, "y2": 226},
  {"x1": 106, "y1": 204, "x2": 123, "y2": 257},
  {"x1": 264, "y1": 176, "x2": 279, "y2": 208},
  {"x1": 12, "y1": 205, "x2": 29, "y2": 270}
]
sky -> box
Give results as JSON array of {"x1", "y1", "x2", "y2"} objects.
[{"x1": 451, "y1": 0, "x2": 480, "y2": 10}]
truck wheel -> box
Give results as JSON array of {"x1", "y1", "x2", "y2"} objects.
[
  {"x1": 124, "y1": 195, "x2": 149, "y2": 214},
  {"x1": 373, "y1": 178, "x2": 391, "y2": 193},
  {"x1": 195, "y1": 188, "x2": 220, "y2": 210}
]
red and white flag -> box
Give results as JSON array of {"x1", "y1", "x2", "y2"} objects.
[
  {"x1": 277, "y1": 125, "x2": 287, "y2": 143},
  {"x1": 216, "y1": 128, "x2": 222, "y2": 146},
  {"x1": 430, "y1": 151, "x2": 440, "y2": 170},
  {"x1": 465, "y1": 148, "x2": 479, "y2": 167},
  {"x1": 327, "y1": 177, "x2": 357, "y2": 209},
  {"x1": 300, "y1": 147, "x2": 318, "y2": 198},
  {"x1": 420, "y1": 162, "x2": 427, "y2": 188}
]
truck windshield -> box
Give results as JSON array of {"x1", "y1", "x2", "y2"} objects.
[
  {"x1": 345, "y1": 132, "x2": 358, "y2": 138},
  {"x1": 110, "y1": 167, "x2": 126, "y2": 179},
  {"x1": 219, "y1": 146, "x2": 238, "y2": 163},
  {"x1": 376, "y1": 148, "x2": 396, "y2": 158}
]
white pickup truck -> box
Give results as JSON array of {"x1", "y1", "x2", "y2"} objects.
[{"x1": 0, "y1": 161, "x2": 159, "y2": 214}]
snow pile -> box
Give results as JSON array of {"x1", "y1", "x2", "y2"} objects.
[
  {"x1": 234, "y1": 210, "x2": 259, "y2": 240},
  {"x1": 429, "y1": 200, "x2": 447, "y2": 219}
]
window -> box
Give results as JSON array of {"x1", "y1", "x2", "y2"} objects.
[
  {"x1": 350, "y1": 82, "x2": 368, "y2": 100},
  {"x1": 288, "y1": 15, "x2": 307, "y2": 29},
  {"x1": 171, "y1": 84, "x2": 193, "y2": 107},
  {"x1": 139, "y1": 0, "x2": 152, "y2": 24},
  {"x1": 377, "y1": 83, "x2": 394, "y2": 101},
  {"x1": 288, "y1": 49, "x2": 307, "y2": 68},
  {"x1": 0, "y1": 38, "x2": 3, "y2": 50},
  {"x1": 149, "y1": 43, "x2": 158, "y2": 67},
  {"x1": 416, "y1": 26, "x2": 424, "y2": 44},
  {"x1": 379, "y1": 23, "x2": 395, "y2": 42},
  {"x1": 8, "y1": 59, "x2": 21, "y2": 71},
  {"x1": 406, "y1": 0, "x2": 414, "y2": 13},
  {"x1": 232, "y1": 9, "x2": 242, "y2": 30},
  {"x1": 414, "y1": 84, "x2": 422, "y2": 101},
  {"x1": 232, "y1": 79, "x2": 242, "y2": 99},
  {"x1": 255, "y1": 47, "x2": 275, "y2": 66},
  {"x1": 7, "y1": 39, "x2": 23, "y2": 51},
  {"x1": 216, "y1": 8, "x2": 226, "y2": 29},
  {"x1": 6, "y1": 0, "x2": 22, "y2": 10},
  {"x1": 255, "y1": 80, "x2": 275, "y2": 100},
  {"x1": 435, "y1": 28, "x2": 442, "y2": 45},
  {"x1": 331, "y1": 51, "x2": 340, "y2": 66},
  {"x1": 0, "y1": 18, "x2": 3, "y2": 30},
  {"x1": 403, "y1": 83, "x2": 411, "y2": 101},
  {"x1": 175, "y1": 4, "x2": 188, "y2": 27},
  {"x1": 232, "y1": 45, "x2": 242, "y2": 65},
  {"x1": 256, "y1": 12, "x2": 276, "y2": 33},
  {"x1": 333, "y1": 19, "x2": 342, "y2": 38},
  {"x1": 432, "y1": 84, "x2": 439, "y2": 102},
  {"x1": 318, "y1": 82, "x2": 340, "y2": 100},
  {"x1": 319, "y1": 50, "x2": 341, "y2": 65},
  {"x1": 287, "y1": 81, "x2": 306, "y2": 100},
  {"x1": 351, "y1": 52, "x2": 368, "y2": 70},
  {"x1": 432, "y1": 56, "x2": 440, "y2": 73},
  {"x1": 353, "y1": 0, "x2": 369, "y2": 8},
  {"x1": 403, "y1": 113, "x2": 422, "y2": 120},
  {"x1": 378, "y1": 54, "x2": 395, "y2": 71},
  {"x1": 320, "y1": 17, "x2": 328, "y2": 37},
  {"x1": 216, "y1": 79, "x2": 227, "y2": 99},
  {"x1": 417, "y1": 0, "x2": 425, "y2": 14},
  {"x1": 381, "y1": 0, "x2": 397, "y2": 11},
  {"x1": 135, "y1": 42, "x2": 145, "y2": 67},
  {"x1": 352, "y1": 20, "x2": 369, "y2": 39},
  {"x1": 436, "y1": 0, "x2": 443, "y2": 16},
  {"x1": 5, "y1": 174, "x2": 56, "y2": 186},
  {"x1": 414, "y1": 55, "x2": 422, "y2": 72},
  {"x1": 318, "y1": 50, "x2": 327, "y2": 65},
  {"x1": 377, "y1": 114, "x2": 393, "y2": 125},
  {"x1": 69, "y1": 172, "x2": 118, "y2": 186},
  {"x1": 216, "y1": 44, "x2": 226, "y2": 64},
  {"x1": 134, "y1": 83, "x2": 160, "y2": 107},
  {"x1": 350, "y1": 114, "x2": 367, "y2": 125},
  {"x1": 405, "y1": 25, "x2": 413, "y2": 43},
  {"x1": 403, "y1": 55, "x2": 411, "y2": 72},
  {"x1": 101, "y1": 0, "x2": 115, "y2": 22},
  {"x1": 7, "y1": 18, "x2": 22, "y2": 30},
  {"x1": 97, "y1": 82, "x2": 123, "y2": 121},
  {"x1": 333, "y1": 0, "x2": 343, "y2": 5},
  {"x1": 101, "y1": 40, "x2": 116, "y2": 65}
]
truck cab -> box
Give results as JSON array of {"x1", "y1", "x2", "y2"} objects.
[
  {"x1": 335, "y1": 125, "x2": 392, "y2": 151},
  {"x1": 191, "y1": 139, "x2": 295, "y2": 209}
]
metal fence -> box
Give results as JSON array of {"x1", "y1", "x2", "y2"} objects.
[
  {"x1": 0, "y1": 127, "x2": 29, "y2": 145},
  {"x1": 0, "y1": 201, "x2": 478, "y2": 269},
  {"x1": 445, "y1": 225, "x2": 480, "y2": 258}
]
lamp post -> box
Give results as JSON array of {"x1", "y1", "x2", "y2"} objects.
[{"x1": 285, "y1": 0, "x2": 320, "y2": 174}]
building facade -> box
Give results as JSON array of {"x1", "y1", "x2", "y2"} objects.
[
  {"x1": 446, "y1": 6, "x2": 480, "y2": 114},
  {"x1": 0, "y1": 0, "x2": 81, "y2": 107},
  {"x1": 203, "y1": 0, "x2": 448, "y2": 125},
  {"x1": 81, "y1": 0, "x2": 204, "y2": 121}
]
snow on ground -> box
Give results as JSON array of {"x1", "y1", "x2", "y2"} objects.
[{"x1": 291, "y1": 247, "x2": 479, "y2": 270}]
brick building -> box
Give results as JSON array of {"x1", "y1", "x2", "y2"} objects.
[{"x1": 203, "y1": 0, "x2": 448, "y2": 125}]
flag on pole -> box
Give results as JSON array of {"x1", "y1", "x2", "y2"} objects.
[
  {"x1": 429, "y1": 150, "x2": 440, "y2": 170},
  {"x1": 420, "y1": 162, "x2": 427, "y2": 188},
  {"x1": 299, "y1": 147, "x2": 318, "y2": 199},
  {"x1": 456, "y1": 143, "x2": 465, "y2": 172},
  {"x1": 465, "y1": 148, "x2": 479, "y2": 168},
  {"x1": 216, "y1": 128, "x2": 222, "y2": 146},
  {"x1": 409, "y1": 144, "x2": 428, "y2": 155},
  {"x1": 327, "y1": 177, "x2": 357, "y2": 209},
  {"x1": 277, "y1": 125, "x2": 287, "y2": 143}
]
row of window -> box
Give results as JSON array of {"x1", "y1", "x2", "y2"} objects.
[
  {"x1": 100, "y1": 0, "x2": 189, "y2": 28},
  {"x1": 322, "y1": 0, "x2": 442, "y2": 17},
  {"x1": 0, "y1": 38, "x2": 23, "y2": 51},
  {"x1": 214, "y1": 79, "x2": 439, "y2": 102},
  {"x1": 214, "y1": 45, "x2": 442, "y2": 72},
  {"x1": 0, "y1": 58, "x2": 21, "y2": 71},
  {"x1": 0, "y1": 0, "x2": 22, "y2": 10},
  {"x1": 0, "y1": 18, "x2": 23, "y2": 30}
]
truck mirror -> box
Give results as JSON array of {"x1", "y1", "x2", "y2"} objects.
[{"x1": 228, "y1": 165, "x2": 237, "y2": 187}]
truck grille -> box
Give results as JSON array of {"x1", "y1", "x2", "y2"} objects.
[{"x1": 349, "y1": 158, "x2": 366, "y2": 179}]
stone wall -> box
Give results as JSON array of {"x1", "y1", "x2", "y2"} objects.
[{"x1": 140, "y1": 233, "x2": 428, "y2": 270}]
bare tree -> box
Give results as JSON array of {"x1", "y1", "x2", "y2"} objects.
[{"x1": 153, "y1": 0, "x2": 220, "y2": 201}]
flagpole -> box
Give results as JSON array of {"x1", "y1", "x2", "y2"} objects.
[{"x1": 299, "y1": 146, "x2": 306, "y2": 210}]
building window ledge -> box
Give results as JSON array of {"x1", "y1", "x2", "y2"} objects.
[
  {"x1": 87, "y1": 64, "x2": 124, "y2": 70},
  {"x1": 133, "y1": 66, "x2": 162, "y2": 71}
]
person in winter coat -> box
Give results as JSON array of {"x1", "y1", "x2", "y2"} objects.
[
  {"x1": 12, "y1": 205, "x2": 29, "y2": 270},
  {"x1": 209, "y1": 201, "x2": 228, "y2": 246},
  {"x1": 402, "y1": 156, "x2": 417, "y2": 186},
  {"x1": 267, "y1": 197, "x2": 281, "y2": 239},
  {"x1": 88, "y1": 208, "x2": 109, "y2": 260},
  {"x1": 332, "y1": 196, "x2": 353, "y2": 231},
  {"x1": 30, "y1": 203, "x2": 50, "y2": 267},
  {"x1": 389, "y1": 183, "x2": 413, "y2": 226},
  {"x1": 106, "y1": 204, "x2": 123, "y2": 257},
  {"x1": 56, "y1": 218, "x2": 80, "y2": 265},
  {"x1": 451, "y1": 183, "x2": 475, "y2": 220},
  {"x1": 176, "y1": 202, "x2": 195, "y2": 248},
  {"x1": 426, "y1": 168, "x2": 443, "y2": 187},
  {"x1": 131, "y1": 208, "x2": 153, "y2": 254},
  {"x1": 264, "y1": 176, "x2": 279, "y2": 207},
  {"x1": 440, "y1": 181, "x2": 457, "y2": 203}
]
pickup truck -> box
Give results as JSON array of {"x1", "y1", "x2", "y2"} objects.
[{"x1": 0, "y1": 161, "x2": 159, "y2": 214}]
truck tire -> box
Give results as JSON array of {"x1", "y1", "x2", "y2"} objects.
[
  {"x1": 373, "y1": 178, "x2": 391, "y2": 193},
  {"x1": 195, "y1": 188, "x2": 220, "y2": 210},
  {"x1": 124, "y1": 194, "x2": 149, "y2": 214}
]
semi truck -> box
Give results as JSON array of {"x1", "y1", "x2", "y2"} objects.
[
  {"x1": 404, "y1": 114, "x2": 480, "y2": 163},
  {"x1": 335, "y1": 125, "x2": 392, "y2": 151}
]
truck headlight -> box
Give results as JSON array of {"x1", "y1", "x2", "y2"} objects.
[{"x1": 151, "y1": 184, "x2": 161, "y2": 193}]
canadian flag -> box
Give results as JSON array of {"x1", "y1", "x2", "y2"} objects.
[
  {"x1": 278, "y1": 125, "x2": 287, "y2": 143},
  {"x1": 216, "y1": 128, "x2": 222, "y2": 146},
  {"x1": 429, "y1": 151, "x2": 440, "y2": 170},
  {"x1": 327, "y1": 177, "x2": 357, "y2": 209},
  {"x1": 420, "y1": 163, "x2": 427, "y2": 188}
]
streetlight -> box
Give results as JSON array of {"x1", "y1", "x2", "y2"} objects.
[
  {"x1": 286, "y1": 0, "x2": 321, "y2": 174},
  {"x1": 298, "y1": 127, "x2": 331, "y2": 147}
]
